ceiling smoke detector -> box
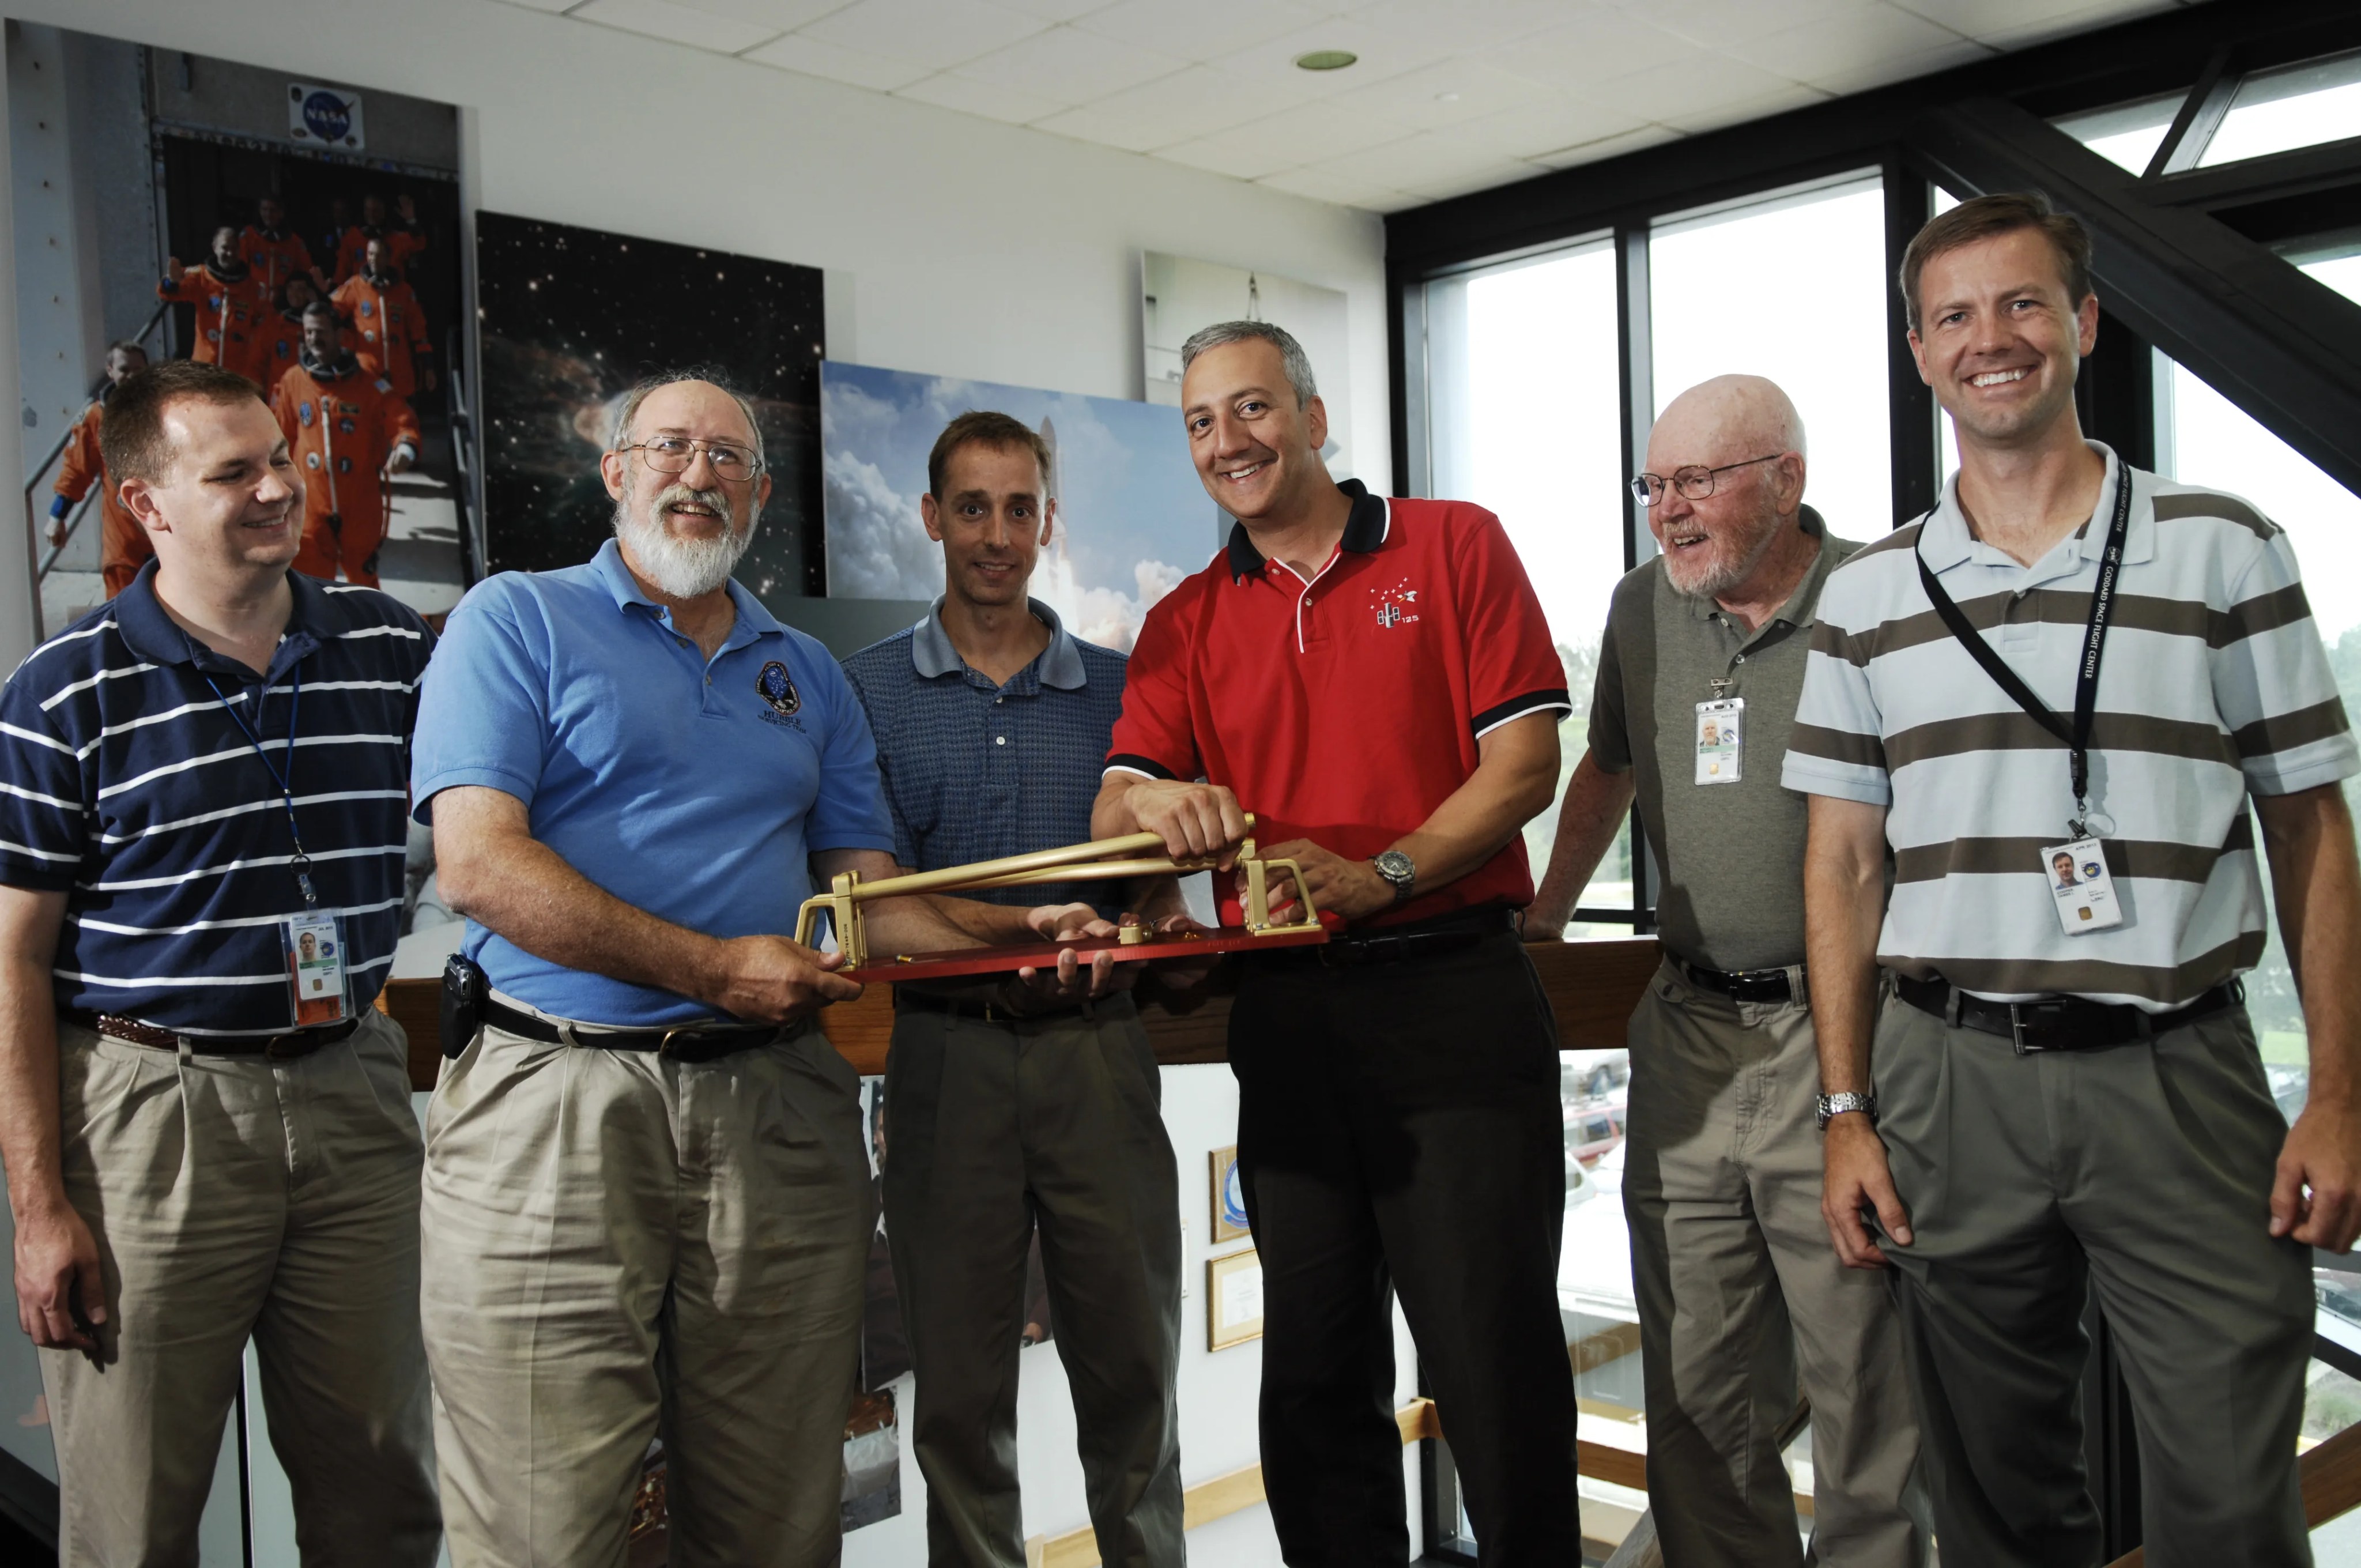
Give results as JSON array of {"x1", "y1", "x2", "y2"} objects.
[{"x1": 1293, "y1": 50, "x2": 1358, "y2": 71}]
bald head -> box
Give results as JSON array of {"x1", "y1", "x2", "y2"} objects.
[{"x1": 1649, "y1": 375, "x2": 1806, "y2": 473}]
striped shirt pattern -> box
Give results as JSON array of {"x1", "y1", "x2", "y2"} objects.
[
  {"x1": 1783, "y1": 448, "x2": 2358, "y2": 1009},
  {"x1": 0, "y1": 565, "x2": 433, "y2": 1032}
]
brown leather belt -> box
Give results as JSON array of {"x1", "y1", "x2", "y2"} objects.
[{"x1": 76, "y1": 1012, "x2": 362, "y2": 1060}]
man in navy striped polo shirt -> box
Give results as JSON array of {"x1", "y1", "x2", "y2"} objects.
[{"x1": 0, "y1": 361, "x2": 439, "y2": 1563}]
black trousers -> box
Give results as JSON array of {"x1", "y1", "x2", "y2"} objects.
[{"x1": 1228, "y1": 932, "x2": 1579, "y2": 1567}]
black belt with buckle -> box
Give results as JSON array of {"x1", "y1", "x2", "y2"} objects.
[
  {"x1": 74, "y1": 1012, "x2": 361, "y2": 1060},
  {"x1": 1259, "y1": 906, "x2": 1515, "y2": 970},
  {"x1": 1895, "y1": 973, "x2": 2240, "y2": 1054},
  {"x1": 478, "y1": 997, "x2": 784, "y2": 1062},
  {"x1": 1678, "y1": 959, "x2": 1796, "y2": 1005}
]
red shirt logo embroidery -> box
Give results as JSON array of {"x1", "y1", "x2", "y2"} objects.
[{"x1": 1371, "y1": 579, "x2": 1421, "y2": 629}]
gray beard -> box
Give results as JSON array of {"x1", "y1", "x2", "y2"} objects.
[
  {"x1": 614, "y1": 484, "x2": 749, "y2": 600},
  {"x1": 1664, "y1": 512, "x2": 1782, "y2": 601}
]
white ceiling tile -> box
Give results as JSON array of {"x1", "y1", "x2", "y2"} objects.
[
  {"x1": 1800, "y1": 36, "x2": 1994, "y2": 96},
  {"x1": 894, "y1": 70, "x2": 1070, "y2": 122},
  {"x1": 797, "y1": 0, "x2": 1048, "y2": 73},
  {"x1": 1579, "y1": 51, "x2": 1804, "y2": 121},
  {"x1": 568, "y1": 0, "x2": 783, "y2": 54},
  {"x1": 1484, "y1": 8, "x2": 1695, "y2": 90},
  {"x1": 1051, "y1": 64, "x2": 1277, "y2": 147},
  {"x1": 1889, "y1": 0, "x2": 2167, "y2": 46},
  {"x1": 489, "y1": 0, "x2": 579, "y2": 15},
  {"x1": 1528, "y1": 122, "x2": 1685, "y2": 169},
  {"x1": 1029, "y1": 104, "x2": 1175, "y2": 153},
  {"x1": 1444, "y1": 96, "x2": 1651, "y2": 163},
  {"x1": 1154, "y1": 135, "x2": 1303, "y2": 182},
  {"x1": 1074, "y1": 0, "x2": 1326, "y2": 61},
  {"x1": 1170, "y1": 99, "x2": 1431, "y2": 168},
  {"x1": 1741, "y1": 2, "x2": 1968, "y2": 85},
  {"x1": 994, "y1": 0, "x2": 1117, "y2": 20},
  {"x1": 1606, "y1": 0, "x2": 1887, "y2": 50},
  {"x1": 1397, "y1": 157, "x2": 1551, "y2": 202},
  {"x1": 1658, "y1": 82, "x2": 1832, "y2": 135},
  {"x1": 1313, "y1": 124, "x2": 1544, "y2": 191},
  {"x1": 1255, "y1": 164, "x2": 1418, "y2": 212},
  {"x1": 951, "y1": 24, "x2": 1181, "y2": 102},
  {"x1": 1322, "y1": 58, "x2": 1552, "y2": 134},
  {"x1": 663, "y1": 0, "x2": 856, "y2": 31},
  {"x1": 742, "y1": 30, "x2": 936, "y2": 88},
  {"x1": 1342, "y1": 0, "x2": 1591, "y2": 54}
]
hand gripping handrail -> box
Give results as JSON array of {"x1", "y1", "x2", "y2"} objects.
[{"x1": 791, "y1": 812, "x2": 1319, "y2": 971}]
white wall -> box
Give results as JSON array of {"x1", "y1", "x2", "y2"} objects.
[{"x1": 0, "y1": 0, "x2": 1388, "y2": 668}]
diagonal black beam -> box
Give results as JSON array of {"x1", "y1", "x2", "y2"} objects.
[{"x1": 1914, "y1": 96, "x2": 2361, "y2": 498}]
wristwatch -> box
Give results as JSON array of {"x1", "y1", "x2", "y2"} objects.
[
  {"x1": 1813, "y1": 1091, "x2": 1870, "y2": 1129},
  {"x1": 1371, "y1": 849, "x2": 1416, "y2": 903},
  {"x1": 1816, "y1": 1091, "x2": 1878, "y2": 1132}
]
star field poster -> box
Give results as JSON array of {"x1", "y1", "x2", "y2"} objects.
[{"x1": 474, "y1": 212, "x2": 824, "y2": 599}]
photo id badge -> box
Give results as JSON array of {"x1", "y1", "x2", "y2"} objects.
[
  {"x1": 2041, "y1": 838, "x2": 2122, "y2": 936},
  {"x1": 282, "y1": 913, "x2": 348, "y2": 1027},
  {"x1": 1695, "y1": 698, "x2": 1744, "y2": 785}
]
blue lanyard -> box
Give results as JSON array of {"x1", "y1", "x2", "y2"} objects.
[{"x1": 203, "y1": 668, "x2": 317, "y2": 906}]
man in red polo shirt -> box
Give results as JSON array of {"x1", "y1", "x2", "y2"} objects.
[{"x1": 1092, "y1": 321, "x2": 1579, "y2": 1565}]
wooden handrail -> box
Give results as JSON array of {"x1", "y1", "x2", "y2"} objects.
[{"x1": 379, "y1": 935, "x2": 1665, "y2": 1092}]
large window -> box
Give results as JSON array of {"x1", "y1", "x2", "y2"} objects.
[
  {"x1": 1650, "y1": 176, "x2": 1895, "y2": 545},
  {"x1": 1425, "y1": 241, "x2": 1632, "y2": 934}
]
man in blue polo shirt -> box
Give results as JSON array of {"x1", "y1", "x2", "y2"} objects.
[
  {"x1": 0, "y1": 361, "x2": 439, "y2": 1563},
  {"x1": 412, "y1": 374, "x2": 1118, "y2": 1568},
  {"x1": 842, "y1": 412, "x2": 1189, "y2": 1568}
]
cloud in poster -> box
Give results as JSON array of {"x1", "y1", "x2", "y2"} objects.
[{"x1": 821, "y1": 360, "x2": 1220, "y2": 652}]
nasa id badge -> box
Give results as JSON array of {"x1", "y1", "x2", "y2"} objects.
[
  {"x1": 2041, "y1": 837, "x2": 2122, "y2": 936},
  {"x1": 281, "y1": 913, "x2": 349, "y2": 1027},
  {"x1": 1695, "y1": 699, "x2": 1744, "y2": 785}
]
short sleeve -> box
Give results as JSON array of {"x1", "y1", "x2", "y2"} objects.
[
  {"x1": 409, "y1": 581, "x2": 554, "y2": 820},
  {"x1": 1453, "y1": 509, "x2": 1571, "y2": 736},
  {"x1": 1781, "y1": 575, "x2": 1892, "y2": 805},
  {"x1": 797, "y1": 652, "x2": 897, "y2": 854},
  {"x1": 0, "y1": 668, "x2": 89, "y2": 891},
  {"x1": 2211, "y1": 529, "x2": 2360, "y2": 797},
  {"x1": 1587, "y1": 584, "x2": 1636, "y2": 775},
  {"x1": 1106, "y1": 593, "x2": 1201, "y2": 781}
]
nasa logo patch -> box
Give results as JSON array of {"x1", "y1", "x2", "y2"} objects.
[
  {"x1": 756, "y1": 661, "x2": 799, "y2": 717},
  {"x1": 297, "y1": 401, "x2": 315, "y2": 427},
  {"x1": 359, "y1": 301, "x2": 375, "y2": 317}
]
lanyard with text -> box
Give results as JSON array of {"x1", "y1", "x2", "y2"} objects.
[
  {"x1": 1915, "y1": 466, "x2": 2134, "y2": 934},
  {"x1": 204, "y1": 668, "x2": 318, "y2": 907}
]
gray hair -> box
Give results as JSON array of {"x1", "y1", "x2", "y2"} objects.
[
  {"x1": 609, "y1": 370, "x2": 766, "y2": 467},
  {"x1": 1179, "y1": 320, "x2": 1317, "y2": 408}
]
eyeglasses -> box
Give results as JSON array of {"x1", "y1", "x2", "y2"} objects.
[
  {"x1": 1628, "y1": 453, "x2": 1781, "y2": 506},
  {"x1": 617, "y1": 436, "x2": 762, "y2": 483}
]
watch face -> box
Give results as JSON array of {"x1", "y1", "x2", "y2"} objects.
[{"x1": 1376, "y1": 851, "x2": 1413, "y2": 881}]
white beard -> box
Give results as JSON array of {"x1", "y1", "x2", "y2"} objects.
[
  {"x1": 1664, "y1": 508, "x2": 1781, "y2": 600},
  {"x1": 614, "y1": 483, "x2": 750, "y2": 599}
]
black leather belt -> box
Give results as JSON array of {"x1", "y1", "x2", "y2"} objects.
[
  {"x1": 895, "y1": 989, "x2": 1096, "y2": 1024},
  {"x1": 1677, "y1": 959, "x2": 1796, "y2": 1005},
  {"x1": 75, "y1": 1012, "x2": 361, "y2": 1060},
  {"x1": 479, "y1": 997, "x2": 785, "y2": 1062},
  {"x1": 1262, "y1": 906, "x2": 1515, "y2": 969},
  {"x1": 1895, "y1": 973, "x2": 2240, "y2": 1054}
]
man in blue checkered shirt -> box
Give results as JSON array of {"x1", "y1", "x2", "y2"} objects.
[{"x1": 842, "y1": 412, "x2": 1191, "y2": 1568}]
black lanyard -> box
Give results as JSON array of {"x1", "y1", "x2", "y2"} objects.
[
  {"x1": 1914, "y1": 460, "x2": 2133, "y2": 839},
  {"x1": 203, "y1": 668, "x2": 317, "y2": 906}
]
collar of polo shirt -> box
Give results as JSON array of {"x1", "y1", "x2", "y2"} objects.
[
  {"x1": 1225, "y1": 478, "x2": 1391, "y2": 582},
  {"x1": 586, "y1": 537, "x2": 783, "y2": 654},
  {"x1": 910, "y1": 594, "x2": 1087, "y2": 689},
  {"x1": 1682, "y1": 504, "x2": 1838, "y2": 629},
  {"x1": 1917, "y1": 443, "x2": 2155, "y2": 578},
  {"x1": 111, "y1": 559, "x2": 342, "y2": 681}
]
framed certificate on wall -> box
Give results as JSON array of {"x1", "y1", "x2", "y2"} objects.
[{"x1": 1208, "y1": 1248, "x2": 1264, "y2": 1351}]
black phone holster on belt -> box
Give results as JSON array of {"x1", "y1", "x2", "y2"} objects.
[{"x1": 440, "y1": 953, "x2": 489, "y2": 1060}]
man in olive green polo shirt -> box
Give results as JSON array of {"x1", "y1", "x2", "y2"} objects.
[{"x1": 1528, "y1": 375, "x2": 1925, "y2": 1567}]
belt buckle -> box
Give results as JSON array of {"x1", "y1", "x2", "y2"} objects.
[
  {"x1": 658, "y1": 1027, "x2": 695, "y2": 1058},
  {"x1": 262, "y1": 1029, "x2": 309, "y2": 1060}
]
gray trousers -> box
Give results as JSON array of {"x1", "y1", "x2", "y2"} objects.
[
  {"x1": 1873, "y1": 993, "x2": 2313, "y2": 1568},
  {"x1": 420, "y1": 1011, "x2": 872, "y2": 1568},
  {"x1": 1624, "y1": 962, "x2": 1928, "y2": 1568},
  {"x1": 883, "y1": 995, "x2": 1183, "y2": 1568},
  {"x1": 42, "y1": 1008, "x2": 439, "y2": 1567}
]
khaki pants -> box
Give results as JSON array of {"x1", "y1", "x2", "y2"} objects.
[
  {"x1": 1873, "y1": 993, "x2": 2312, "y2": 1568},
  {"x1": 1624, "y1": 962, "x2": 1927, "y2": 1568},
  {"x1": 884, "y1": 997, "x2": 1183, "y2": 1568},
  {"x1": 42, "y1": 1007, "x2": 439, "y2": 1567},
  {"x1": 420, "y1": 1012, "x2": 872, "y2": 1568}
]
